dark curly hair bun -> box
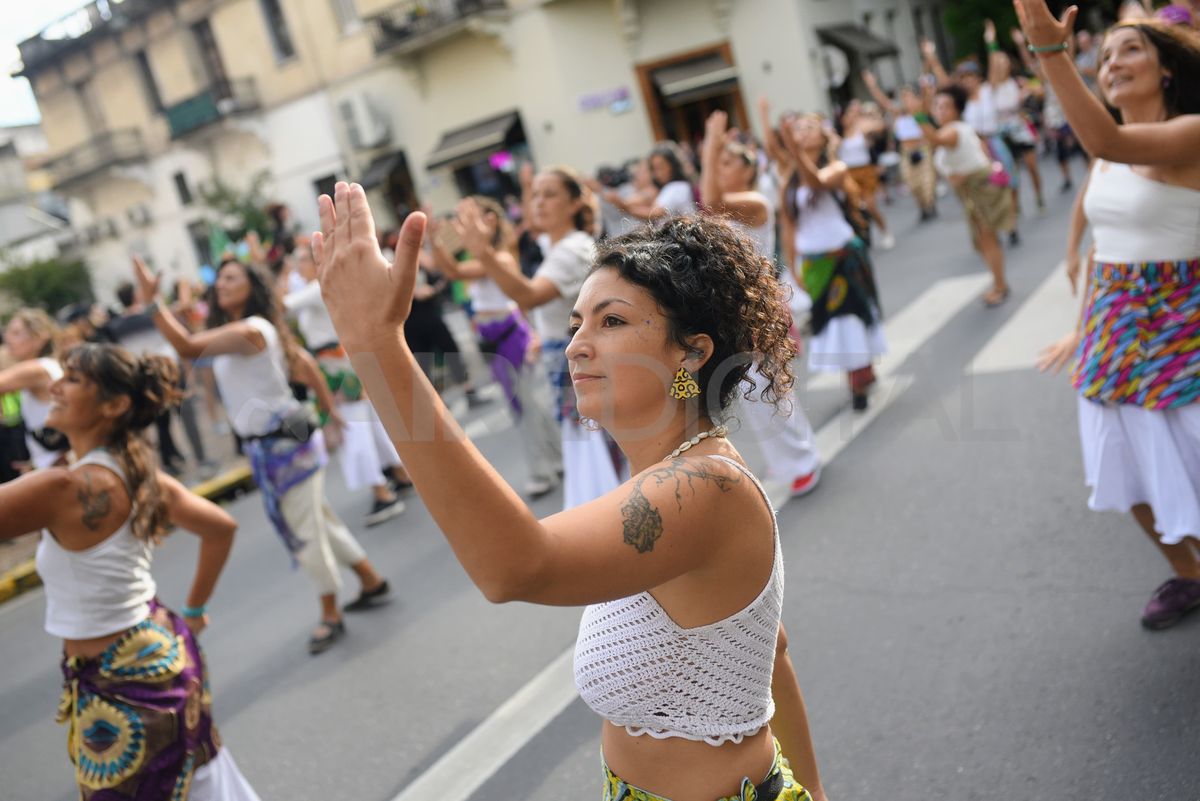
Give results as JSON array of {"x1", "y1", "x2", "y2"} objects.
[{"x1": 595, "y1": 216, "x2": 796, "y2": 414}]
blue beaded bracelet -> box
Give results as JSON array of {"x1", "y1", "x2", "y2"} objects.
[{"x1": 181, "y1": 605, "x2": 207, "y2": 618}]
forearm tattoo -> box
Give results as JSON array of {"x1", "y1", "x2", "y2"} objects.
[
  {"x1": 78, "y1": 473, "x2": 112, "y2": 531},
  {"x1": 620, "y1": 458, "x2": 739, "y2": 553}
]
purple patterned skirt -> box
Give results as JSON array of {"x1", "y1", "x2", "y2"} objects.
[{"x1": 56, "y1": 600, "x2": 220, "y2": 800}]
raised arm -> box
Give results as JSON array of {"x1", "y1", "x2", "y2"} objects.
[
  {"x1": 700, "y1": 111, "x2": 769, "y2": 227},
  {"x1": 904, "y1": 84, "x2": 961, "y2": 149},
  {"x1": 454, "y1": 199, "x2": 560, "y2": 309},
  {"x1": 782, "y1": 122, "x2": 847, "y2": 193},
  {"x1": 159, "y1": 472, "x2": 235, "y2": 635},
  {"x1": 922, "y1": 38, "x2": 953, "y2": 88},
  {"x1": 0, "y1": 359, "x2": 53, "y2": 396},
  {"x1": 312, "y1": 183, "x2": 744, "y2": 606},
  {"x1": 861, "y1": 71, "x2": 899, "y2": 116},
  {"x1": 984, "y1": 20, "x2": 1006, "y2": 87},
  {"x1": 1014, "y1": 0, "x2": 1200, "y2": 166},
  {"x1": 132, "y1": 256, "x2": 266, "y2": 360},
  {"x1": 757, "y1": 96, "x2": 794, "y2": 171}
]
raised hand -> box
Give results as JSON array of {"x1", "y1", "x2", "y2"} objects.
[
  {"x1": 1013, "y1": 0, "x2": 1078, "y2": 49},
  {"x1": 313, "y1": 181, "x2": 426, "y2": 352},
  {"x1": 861, "y1": 69, "x2": 878, "y2": 87},
  {"x1": 984, "y1": 18, "x2": 997, "y2": 44},
  {"x1": 920, "y1": 39, "x2": 938, "y2": 62},
  {"x1": 1010, "y1": 28, "x2": 1026, "y2": 47},
  {"x1": 131, "y1": 255, "x2": 162, "y2": 304},
  {"x1": 454, "y1": 197, "x2": 496, "y2": 257}
]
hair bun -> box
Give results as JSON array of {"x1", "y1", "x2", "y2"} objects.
[{"x1": 128, "y1": 355, "x2": 182, "y2": 429}]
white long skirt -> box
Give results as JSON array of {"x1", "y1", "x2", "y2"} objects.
[
  {"x1": 741, "y1": 363, "x2": 821, "y2": 482},
  {"x1": 808, "y1": 315, "x2": 887, "y2": 373},
  {"x1": 1078, "y1": 396, "x2": 1200, "y2": 545},
  {"x1": 191, "y1": 748, "x2": 261, "y2": 800},
  {"x1": 561, "y1": 419, "x2": 623, "y2": 511}
]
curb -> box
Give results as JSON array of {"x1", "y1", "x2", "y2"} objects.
[{"x1": 0, "y1": 464, "x2": 258, "y2": 607}]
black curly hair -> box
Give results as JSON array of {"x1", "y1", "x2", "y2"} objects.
[{"x1": 594, "y1": 216, "x2": 795, "y2": 415}]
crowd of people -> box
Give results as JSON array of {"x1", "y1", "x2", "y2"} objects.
[{"x1": 0, "y1": 0, "x2": 1197, "y2": 798}]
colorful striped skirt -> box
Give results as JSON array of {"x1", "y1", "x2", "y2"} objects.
[
  {"x1": 56, "y1": 600, "x2": 220, "y2": 800},
  {"x1": 1073, "y1": 259, "x2": 1200, "y2": 409}
]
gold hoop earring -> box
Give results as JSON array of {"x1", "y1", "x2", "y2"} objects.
[{"x1": 670, "y1": 367, "x2": 701, "y2": 400}]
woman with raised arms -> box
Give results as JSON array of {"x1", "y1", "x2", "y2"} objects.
[{"x1": 312, "y1": 182, "x2": 829, "y2": 801}]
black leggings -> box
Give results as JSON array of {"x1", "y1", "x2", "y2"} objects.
[{"x1": 404, "y1": 306, "x2": 468, "y2": 386}]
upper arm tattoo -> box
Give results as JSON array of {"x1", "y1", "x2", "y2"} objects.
[
  {"x1": 77, "y1": 472, "x2": 112, "y2": 531},
  {"x1": 620, "y1": 458, "x2": 740, "y2": 554}
]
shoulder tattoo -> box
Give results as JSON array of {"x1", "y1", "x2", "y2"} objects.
[
  {"x1": 620, "y1": 458, "x2": 740, "y2": 554},
  {"x1": 77, "y1": 472, "x2": 112, "y2": 531}
]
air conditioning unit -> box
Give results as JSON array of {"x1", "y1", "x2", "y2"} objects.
[
  {"x1": 128, "y1": 205, "x2": 153, "y2": 227},
  {"x1": 339, "y1": 93, "x2": 391, "y2": 150}
]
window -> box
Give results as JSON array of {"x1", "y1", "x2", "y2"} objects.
[
  {"x1": 134, "y1": 51, "x2": 163, "y2": 112},
  {"x1": 314, "y1": 174, "x2": 338, "y2": 201},
  {"x1": 174, "y1": 172, "x2": 193, "y2": 206},
  {"x1": 330, "y1": 0, "x2": 360, "y2": 33},
  {"x1": 259, "y1": 0, "x2": 296, "y2": 61}
]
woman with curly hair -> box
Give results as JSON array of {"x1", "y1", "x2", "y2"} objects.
[
  {"x1": 0, "y1": 343, "x2": 259, "y2": 799},
  {"x1": 1022, "y1": 3, "x2": 1200, "y2": 629},
  {"x1": 781, "y1": 114, "x2": 887, "y2": 412},
  {"x1": 132, "y1": 255, "x2": 390, "y2": 654},
  {"x1": 312, "y1": 181, "x2": 829, "y2": 801},
  {"x1": 0, "y1": 308, "x2": 68, "y2": 470}
]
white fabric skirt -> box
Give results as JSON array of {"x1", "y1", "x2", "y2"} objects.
[
  {"x1": 191, "y1": 748, "x2": 261, "y2": 800},
  {"x1": 336, "y1": 399, "x2": 401, "y2": 491},
  {"x1": 561, "y1": 419, "x2": 623, "y2": 511},
  {"x1": 1077, "y1": 396, "x2": 1200, "y2": 545},
  {"x1": 808, "y1": 315, "x2": 887, "y2": 373}
]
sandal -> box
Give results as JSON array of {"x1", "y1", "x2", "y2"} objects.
[
  {"x1": 308, "y1": 619, "x2": 345, "y2": 655},
  {"x1": 343, "y1": 579, "x2": 391, "y2": 612},
  {"x1": 983, "y1": 287, "x2": 1011, "y2": 307}
]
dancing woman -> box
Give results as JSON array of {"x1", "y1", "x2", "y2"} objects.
[
  {"x1": 430, "y1": 196, "x2": 562, "y2": 498},
  {"x1": 460, "y1": 167, "x2": 620, "y2": 508},
  {"x1": 907, "y1": 83, "x2": 1014, "y2": 306},
  {"x1": 837, "y1": 101, "x2": 895, "y2": 249},
  {"x1": 780, "y1": 114, "x2": 887, "y2": 411},
  {"x1": 0, "y1": 309, "x2": 67, "y2": 470},
  {"x1": 313, "y1": 182, "x2": 828, "y2": 801},
  {"x1": 132, "y1": 255, "x2": 390, "y2": 653},
  {"x1": 606, "y1": 141, "x2": 698, "y2": 221},
  {"x1": 862, "y1": 72, "x2": 940, "y2": 222},
  {"x1": 699, "y1": 110, "x2": 822, "y2": 499},
  {"x1": 1021, "y1": 2, "x2": 1200, "y2": 628},
  {"x1": 0, "y1": 344, "x2": 259, "y2": 799}
]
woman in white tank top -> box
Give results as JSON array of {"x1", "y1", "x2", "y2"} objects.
[
  {"x1": 1022, "y1": 5, "x2": 1200, "y2": 629},
  {"x1": 699, "y1": 110, "x2": 823, "y2": 501},
  {"x1": 836, "y1": 100, "x2": 895, "y2": 249},
  {"x1": 0, "y1": 308, "x2": 68, "y2": 470},
  {"x1": 132, "y1": 255, "x2": 391, "y2": 654},
  {"x1": 313, "y1": 182, "x2": 828, "y2": 801},
  {"x1": 0, "y1": 343, "x2": 259, "y2": 800}
]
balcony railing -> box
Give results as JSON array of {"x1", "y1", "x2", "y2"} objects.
[
  {"x1": 368, "y1": 0, "x2": 507, "y2": 56},
  {"x1": 166, "y1": 78, "x2": 261, "y2": 140},
  {"x1": 46, "y1": 129, "x2": 146, "y2": 190}
]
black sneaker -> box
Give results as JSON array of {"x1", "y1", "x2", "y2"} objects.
[
  {"x1": 465, "y1": 390, "x2": 492, "y2": 409},
  {"x1": 1008, "y1": 230, "x2": 1021, "y2": 247},
  {"x1": 851, "y1": 393, "x2": 869, "y2": 412},
  {"x1": 364, "y1": 497, "x2": 405, "y2": 527},
  {"x1": 388, "y1": 477, "x2": 414, "y2": 495},
  {"x1": 308, "y1": 619, "x2": 345, "y2": 655},
  {"x1": 344, "y1": 580, "x2": 390, "y2": 612}
]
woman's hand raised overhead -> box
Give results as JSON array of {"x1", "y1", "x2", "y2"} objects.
[{"x1": 312, "y1": 181, "x2": 427, "y2": 352}]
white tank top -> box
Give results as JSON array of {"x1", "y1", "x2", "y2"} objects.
[
  {"x1": 573, "y1": 456, "x2": 783, "y2": 746},
  {"x1": 894, "y1": 114, "x2": 923, "y2": 142},
  {"x1": 469, "y1": 276, "x2": 517, "y2": 315},
  {"x1": 838, "y1": 133, "x2": 873, "y2": 168},
  {"x1": 35, "y1": 449, "x2": 156, "y2": 639},
  {"x1": 792, "y1": 185, "x2": 856, "y2": 255},
  {"x1": 212, "y1": 316, "x2": 302, "y2": 437},
  {"x1": 21, "y1": 357, "x2": 64, "y2": 470},
  {"x1": 1083, "y1": 160, "x2": 1200, "y2": 263}
]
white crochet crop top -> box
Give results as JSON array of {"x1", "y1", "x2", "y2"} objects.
[{"x1": 573, "y1": 455, "x2": 784, "y2": 746}]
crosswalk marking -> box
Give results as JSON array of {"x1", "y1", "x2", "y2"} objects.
[{"x1": 968, "y1": 262, "x2": 1075, "y2": 375}]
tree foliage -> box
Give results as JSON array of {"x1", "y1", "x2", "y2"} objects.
[
  {"x1": 199, "y1": 170, "x2": 273, "y2": 243},
  {"x1": 0, "y1": 256, "x2": 94, "y2": 315},
  {"x1": 941, "y1": 0, "x2": 1122, "y2": 61}
]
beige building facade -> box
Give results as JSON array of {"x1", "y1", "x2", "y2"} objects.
[{"x1": 17, "y1": 0, "x2": 947, "y2": 299}]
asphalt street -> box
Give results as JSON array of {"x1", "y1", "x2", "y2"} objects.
[{"x1": 3, "y1": 162, "x2": 1198, "y2": 801}]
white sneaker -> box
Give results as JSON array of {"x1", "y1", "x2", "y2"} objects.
[
  {"x1": 878, "y1": 232, "x2": 896, "y2": 251},
  {"x1": 525, "y1": 477, "x2": 557, "y2": 499}
]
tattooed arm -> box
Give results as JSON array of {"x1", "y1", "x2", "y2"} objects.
[{"x1": 0, "y1": 464, "x2": 127, "y2": 543}]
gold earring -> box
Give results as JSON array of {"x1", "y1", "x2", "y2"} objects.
[{"x1": 670, "y1": 367, "x2": 701, "y2": 400}]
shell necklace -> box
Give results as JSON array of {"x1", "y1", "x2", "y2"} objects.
[{"x1": 666, "y1": 425, "x2": 729, "y2": 460}]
